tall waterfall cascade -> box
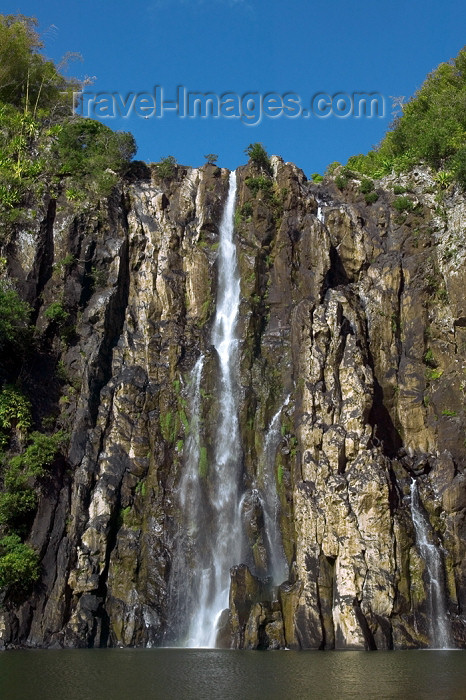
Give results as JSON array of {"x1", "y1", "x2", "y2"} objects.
[
  {"x1": 176, "y1": 171, "x2": 245, "y2": 647},
  {"x1": 410, "y1": 480, "x2": 452, "y2": 649}
]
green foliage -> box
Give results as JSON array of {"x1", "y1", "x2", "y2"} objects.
[
  {"x1": 393, "y1": 184, "x2": 406, "y2": 194},
  {"x1": 325, "y1": 161, "x2": 341, "y2": 175},
  {"x1": 159, "y1": 411, "x2": 173, "y2": 441},
  {"x1": 441, "y1": 409, "x2": 457, "y2": 417},
  {"x1": 179, "y1": 409, "x2": 189, "y2": 431},
  {"x1": 0, "y1": 486, "x2": 37, "y2": 528},
  {"x1": 0, "y1": 15, "x2": 77, "y2": 114},
  {"x1": 0, "y1": 430, "x2": 67, "y2": 529},
  {"x1": 245, "y1": 175, "x2": 274, "y2": 196},
  {"x1": 135, "y1": 480, "x2": 147, "y2": 497},
  {"x1": 14, "y1": 430, "x2": 68, "y2": 478},
  {"x1": 204, "y1": 153, "x2": 218, "y2": 165},
  {"x1": 0, "y1": 279, "x2": 31, "y2": 347},
  {"x1": 364, "y1": 191, "x2": 379, "y2": 204},
  {"x1": 341, "y1": 167, "x2": 356, "y2": 179},
  {"x1": 0, "y1": 534, "x2": 39, "y2": 590},
  {"x1": 344, "y1": 47, "x2": 466, "y2": 187},
  {"x1": 199, "y1": 446, "x2": 208, "y2": 478},
  {"x1": 335, "y1": 174, "x2": 348, "y2": 191},
  {"x1": 0, "y1": 15, "x2": 136, "y2": 234},
  {"x1": 434, "y1": 170, "x2": 454, "y2": 188},
  {"x1": 0, "y1": 385, "x2": 31, "y2": 447},
  {"x1": 277, "y1": 464, "x2": 284, "y2": 486},
  {"x1": 423, "y1": 348, "x2": 436, "y2": 368},
  {"x1": 426, "y1": 368, "x2": 443, "y2": 381},
  {"x1": 311, "y1": 173, "x2": 324, "y2": 182},
  {"x1": 359, "y1": 178, "x2": 374, "y2": 194},
  {"x1": 154, "y1": 155, "x2": 177, "y2": 180},
  {"x1": 44, "y1": 301, "x2": 69, "y2": 325},
  {"x1": 89, "y1": 266, "x2": 106, "y2": 291},
  {"x1": 240, "y1": 201, "x2": 253, "y2": 219},
  {"x1": 244, "y1": 143, "x2": 272, "y2": 174},
  {"x1": 56, "y1": 118, "x2": 136, "y2": 196},
  {"x1": 393, "y1": 196, "x2": 414, "y2": 213}
]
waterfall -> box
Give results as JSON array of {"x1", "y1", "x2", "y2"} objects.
[
  {"x1": 410, "y1": 479, "x2": 451, "y2": 649},
  {"x1": 259, "y1": 396, "x2": 290, "y2": 583},
  {"x1": 179, "y1": 355, "x2": 204, "y2": 514},
  {"x1": 185, "y1": 170, "x2": 242, "y2": 647},
  {"x1": 167, "y1": 355, "x2": 204, "y2": 640}
]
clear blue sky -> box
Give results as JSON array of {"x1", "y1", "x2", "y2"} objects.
[{"x1": 3, "y1": 0, "x2": 465, "y2": 174}]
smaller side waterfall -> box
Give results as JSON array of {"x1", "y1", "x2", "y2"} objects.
[
  {"x1": 167, "y1": 355, "x2": 205, "y2": 640},
  {"x1": 179, "y1": 355, "x2": 204, "y2": 514},
  {"x1": 410, "y1": 479, "x2": 451, "y2": 649},
  {"x1": 259, "y1": 397, "x2": 290, "y2": 583}
]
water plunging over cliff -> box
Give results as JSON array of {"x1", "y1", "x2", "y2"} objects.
[
  {"x1": 259, "y1": 396, "x2": 290, "y2": 583},
  {"x1": 182, "y1": 171, "x2": 243, "y2": 647},
  {"x1": 410, "y1": 480, "x2": 451, "y2": 649}
]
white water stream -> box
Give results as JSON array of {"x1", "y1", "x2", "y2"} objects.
[
  {"x1": 185, "y1": 171, "x2": 242, "y2": 647},
  {"x1": 259, "y1": 396, "x2": 290, "y2": 583},
  {"x1": 410, "y1": 479, "x2": 451, "y2": 649}
]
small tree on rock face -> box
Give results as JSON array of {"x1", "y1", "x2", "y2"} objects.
[
  {"x1": 154, "y1": 155, "x2": 177, "y2": 180},
  {"x1": 204, "y1": 153, "x2": 218, "y2": 165},
  {"x1": 244, "y1": 143, "x2": 272, "y2": 175}
]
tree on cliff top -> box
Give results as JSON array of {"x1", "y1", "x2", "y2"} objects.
[
  {"x1": 0, "y1": 14, "x2": 136, "y2": 219},
  {"x1": 346, "y1": 46, "x2": 466, "y2": 187},
  {"x1": 0, "y1": 14, "x2": 77, "y2": 116}
]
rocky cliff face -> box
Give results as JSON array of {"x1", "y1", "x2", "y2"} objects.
[{"x1": 0, "y1": 157, "x2": 465, "y2": 649}]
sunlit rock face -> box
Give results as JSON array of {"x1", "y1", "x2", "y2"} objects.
[{"x1": 0, "y1": 158, "x2": 465, "y2": 650}]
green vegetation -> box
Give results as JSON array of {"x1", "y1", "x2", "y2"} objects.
[
  {"x1": 0, "y1": 278, "x2": 31, "y2": 348},
  {"x1": 277, "y1": 464, "x2": 284, "y2": 486},
  {"x1": 364, "y1": 191, "x2": 379, "y2": 204},
  {"x1": 245, "y1": 175, "x2": 274, "y2": 196},
  {"x1": 159, "y1": 411, "x2": 174, "y2": 442},
  {"x1": 56, "y1": 118, "x2": 135, "y2": 197},
  {"x1": 0, "y1": 14, "x2": 135, "y2": 236},
  {"x1": 423, "y1": 348, "x2": 437, "y2": 368},
  {"x1": 335, "y1": 174, "x2": 348, "y2": 191},
  {"x1": 0, "y1": 430, "x2": 67, "y2": 529},
  {"x1": 154, "y1": 155, "x2": 177, "y2": 180},
  {"x1": 345, "y1": 47, "x2": 466, "y2": 187},
  {"x1": 0, "y1": 13, "x2": 139, "y2": 596},
  {"x1": 204, "y1": 153, "x2": 218, "y2": 165},
  {"x1": 240, "y1": 201, "x2": 253, "y2": 219},
  {"x1": 441, "y1": 409, "x2": 457, "y2": 417},
  {"x1": 0, "y1": 384, "x2": 31, "y2": 447},
  {"x1": 9, "y1": 430, "x2": 68, "y2": 478},
  {"x1": 44, "y1": 301, "x2": 69, "y2": 325},
  {"x1": 311, "y1": 173, "x2": 323, "y2": 182},
  {"x1": 244, "y1": 143, "x2": 272, "y2": 174},
  {"x1": 393, "y1": 196, "x2": 414, "y2": 213},
  {"x1": 0, "y1": 533, "x2": 39, "y2": 590},
  {"x1": 359, "y1": 178, "x2": 375, "y2": 194},
  {"x1": 426, "y1": 368, "x2": 443, "y2": 381},
  {"x1": 199, "y1": 446, "x2": 208, "y2": 478}
]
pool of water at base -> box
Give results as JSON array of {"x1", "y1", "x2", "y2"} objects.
[{"x1": 0, "y1": 648, "x2": 465, "y2": 700}]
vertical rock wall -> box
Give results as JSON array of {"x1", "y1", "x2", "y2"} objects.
[{"x1": 0, "y1": 158, "x2": 465, "y2": 649}]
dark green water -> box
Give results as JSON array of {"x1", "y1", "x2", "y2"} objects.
[{"x1": 0, "y1": 649, "x2": 465, "y2": 700}]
